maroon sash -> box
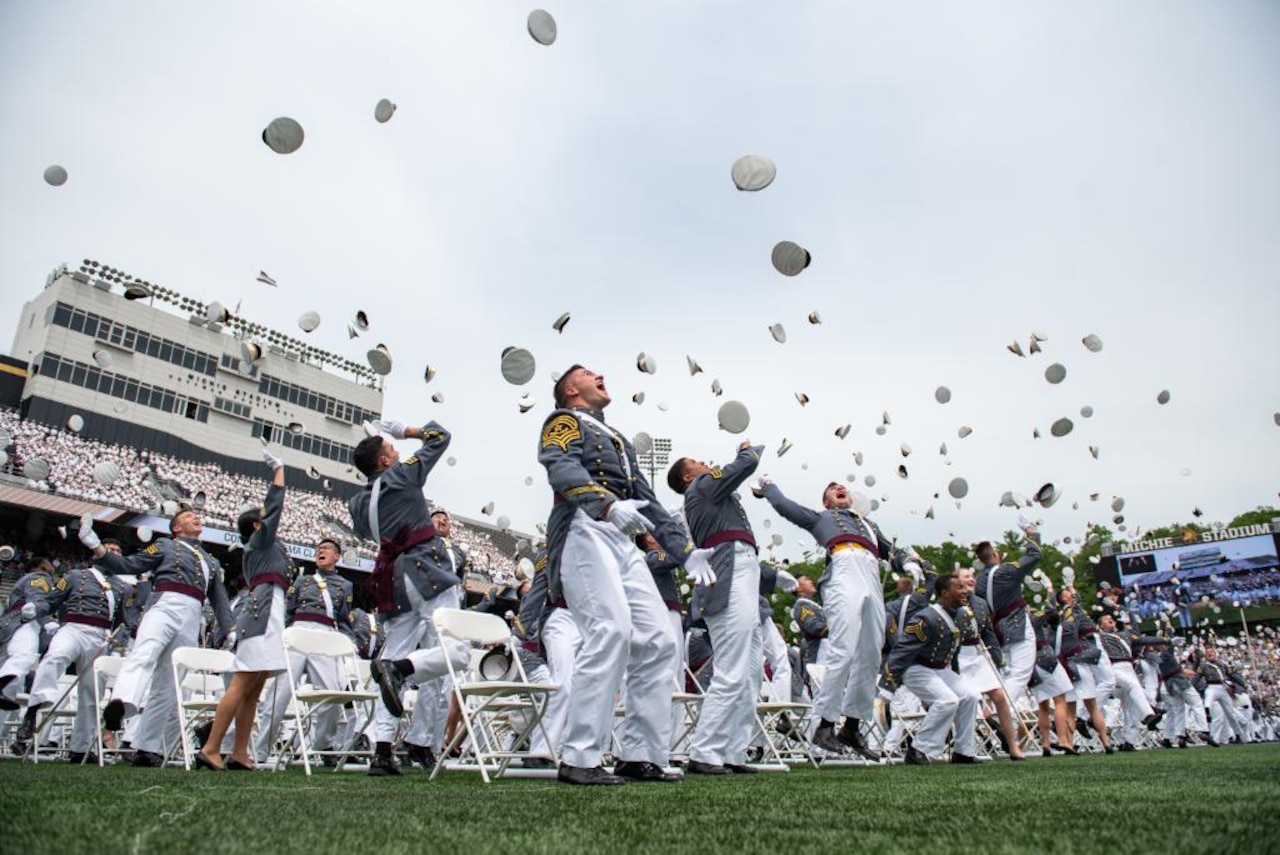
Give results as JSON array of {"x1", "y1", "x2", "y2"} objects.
[{"x1": 372, "y1": 524, "x2": 437, "y2": 614}]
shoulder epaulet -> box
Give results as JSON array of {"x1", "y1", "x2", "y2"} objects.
[{"x1": 541, "y1": 411, "x2": 582, "y2": 450}]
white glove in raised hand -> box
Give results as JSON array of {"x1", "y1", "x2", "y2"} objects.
[
  {"x1": 263, "y1": 449, "x2": 284, "y2": 471},
  {"x1": 774, "y1": 568, "x2": 798, "y2": 593},
  {"x1": 605, "y1": 499, "x2": 653, "y2": 536},
  {"x1": 684, "y1": 548, "x2": 717, "y2": 586},
  {"x1": 78, "y1": 515, "x2": 101, "y2": 552},
  {"x1": 20, "y1": 603, "x2": 37, "y2": 622},
  {"x1": 377, "y1": 419, "x2": 408, "y2": 440}
]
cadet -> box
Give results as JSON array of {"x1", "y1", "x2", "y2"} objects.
[
  {"x1": 253, "y1": 536, "x2": 354, "y2": 765},
  {"x1": 1096, "y1": 612, "x2": 1162, "y2": 750},
  {"x1": 0, "y1": 556, "x2": 58, "y2": 711},
  {"x1": 14, "y1": 545, "x2": 131, "y2": 760},
  {"x1": 882, "y1": 574, "x2": 982, "y2": 765},
  {"x1": 524, "y1": 545, "x2": 579, "y2": 766},
  {"x1": 973, "y1": 525, "x2": 1042, "y2": 713},
  {"x1": 1054, "y1": 587, "x2": 1113, "y2": 753},
  {"x1": 759, "y1": 479, "x2": 892, "y2": 759},
  {"x1": 1198, "y1": 647, "x2": 1250, "y2": 745},
  {"x1": 1157, "y1": 639, "x2": 1208, "y2": 747},
  {"x1": 956, "y1": 567, "x2": 1024, "y2": 759},
  {"x1": 791, "y1": 577, "x2": 827, "y2": 677},
  {"x1": 80, "y1": 507, "x2": 232, "y2": 766},
  {"x1": 669, "y1": 440, "x2": 765, "y2": 775},
  {"x1": 538, "y1": 365, "x2": 701, "y2": 785},
  {"x1": 349, "y1": 418, "x2": 469, "y2": 777}
]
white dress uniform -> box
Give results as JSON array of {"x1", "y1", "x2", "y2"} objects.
[{"x1": 1199, "y1": 660, "x2": 1250, "y2": 744}]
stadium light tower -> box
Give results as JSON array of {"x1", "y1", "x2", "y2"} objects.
[{"x1": 637, "y1": 437, "x2": 672, "y2": 490}]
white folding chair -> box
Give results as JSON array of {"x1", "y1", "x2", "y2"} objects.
[
  {"x1": 28, "y1": 675, "x2": 81, "y2": 764},
  {"x1": 756, "y1": 685, "x2": 817, "y2": 769},
  {"x1": 94, "y1": 655, "x2": 129, "y2": 766},
  {"x1": 170, "y1": 647, "x2": 234, "y2": 771},
  {"x1": 278, "y1": 627, "x2": 378, "y2": 776},
  {"x1": 430, "y1": 609, "x2": 556, "y2": 783}
]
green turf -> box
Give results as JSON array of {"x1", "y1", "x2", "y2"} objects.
[{"x1": 5, "y1": 745, "x2": 1280, "y2": 855}]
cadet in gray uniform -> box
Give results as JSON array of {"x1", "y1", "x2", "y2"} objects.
[
  {"x1": 638, "y1": 533, "x2": 688, "y2": 757},
  {"x1": 539, "y1": 365, "x2": 698, "y2": 785},
  {"x1": 15, "y1": 544, "x2": 131, "y2": 760},
  {"x1": 1054, "y1": 588, "x2": 1113, "y2": 753},
  {"x1": 791, "y1": 577, "x2": 827, "y2": 679},
  {"x1": 81, "y1": 509, "x2": 232, "y2": 766},
  {"x1": 0, "y1": 557, "x2": 58, "y2": 710},
  {"x1": 409, "y1": 507, "x2": 467, "y2": 766},
  {"x1": 883, "y1": 574, "x2": 982, "y2": 765},
  {"x1": 956, "y1": 566, "x2": 1024, "y2": 760},
  {"x1": 761, "y1": 479, "x2": 891, "y2": 759},
  {"x1": 349, "y1": 418, "x2": 469, "y2": 777},
  {"x1": 973, "y1": 526, "x2": 1042, "y2": 713},
  {"x1": 1198, "y1": 647, "x2": 1250, "y2": 745},
  {"x1": 347, "y1": 608, "x2": 379, "y2": 660},
  {"x1": 669, "y1": 441, "x2": 765, "y2": 775},
  {"x1": 199, "y1": 451, "x2": 292, "y2": 771},
  {"x1": 253, "y1": 537, "x2": 354, "y2": 764},
  {"x1": 1097, "y1": 612, "x2": 1162, "y2": 750}
]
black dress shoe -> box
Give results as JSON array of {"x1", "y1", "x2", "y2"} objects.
[
  {"x1": 371, "y1": 661, "x2": 406, "y2": 718},
  {"x1": 1103, "y1": 745, "x2": 1115, "y2": 755},
  {"x1": 102, "y1": 698, "x2": 126, "y2": 733},
  {"x1": 904, "y1": 746, "x2": 930, "y2": 766},
  {"x1": 522, "y1": 757, "x2": 554, "y2": 770},
  {"x1": 192, "y1": 720, "x2": 213, "y2": 749},
  {"x1": 812, "y1": 726, "x2": 846, "y2": 754},
  {"x1": 367, "y1": 753, "x2": 402, "y2": 777},
  {"x1": 405, "y1": 742, "x2": 437, "y2": 770},
  {"x1": 131, "y1": 750, "x2": 164, "y2": 767},
  {"x1": 67, "y1": 752, "x2": 99, "y2": 765},
  {"x1": 838, "y1": 722, "x2": 881, "y2": 761},
  {"x1": 1142, "y1": 710, "x2": 1165, "y2": 729},
  {"x1": 1118, "y1": 742, "x2": 1136, "y2": 752},
  {"x1": 1075, "y1": 719, "x2": 1093, "y2": 740},
  {"x1": 194, "y1": 752, "x2": 223, "y2": 771},
  {"x1": 557, "y1": 763, "x2": 627, "y2": 786},
  {"x1": 949, "y1": 753, "x2": 986, "y2": 765},
  {"x1": 724, "y1": 763, "x2": 758, "y2": 775},
  {"x1": 613, "y1": 761, "x2": 682, "y2": 782},
  {"x1": 685, "y1": 760, "x2": 731, "y2": 776}
]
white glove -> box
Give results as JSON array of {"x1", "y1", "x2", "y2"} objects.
[
  {"x1": 78, "y1": 516, "x2": 102, "y2": 552},
  {"x1": 20, "y1": 603, "x2": 36, "y2": 622},
  {"x1": 377, "y1": 419, "x2": 408, "y2": 440},
  {"x1": 262, "y1": 449, "x2": 283, "y2": 471},
  {"x1": 605, "y1": 499, "x2": 653, "y2": 537},
  {"x1": 684, "y1": 548, "x2": 717, "y2": 586},
  {"x1": 775, "y1": 568, "x2": 798, "y2": 593}
]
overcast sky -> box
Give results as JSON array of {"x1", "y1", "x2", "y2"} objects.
[{"x1": 2, "y1": 1, "x2": 1277, "y2": 560}]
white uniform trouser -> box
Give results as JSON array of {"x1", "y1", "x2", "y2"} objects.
[
  {"x1": 559, "y1": 510, "x2": 677, "y2": 769},
  {"x1": 882, "y1": 686, "x2": 922, "y2": 752},
  {"x1": 667, "y1": 609, "x2": 687, "y2": 749},
  {"x1": 901, "y1": 665, "x2": 978, "y2": 759},
  {"x1": 1205, "y1": 684, "x2": 1249, "y2": 743},
  {"x1": 762, "y1": 616, "x2": 792, "y2": 704},
  {"x1": 1163, "y1": 684, "x2": 1207, "y2": 738},
  {"x1": 529, "y1": 607, "x2": 582, "y2": 759},
  {"x1": 254, "y1": 639, "x2": 347, "y2": 760},
  {"x1": 1111, "y1": 661, "x2": 1153, "y2": 744},
  {"x1": 0, "y1": 622, "x2": 42, "y2": 702},
  {"x1": 813, "y1": 547, "x2": 884, "y2": 724},
  {"x1": 119, "y1": 593, "x2": 201, "y2": 756},
  {"x1": 999, "y1": 614, "x2": 1036, "y2": 712},
  {"x1": 691, "y1": 544, "x2": 763, "y2": 767},
  {"x1": 406, "y1": 586, "x2": 464, "y2": 750},
  {"x1": 27, "y1": 623, "x2": 107, "y2": 753},
  {"x1": 1139, "y1": 661, "x2": 1160, "y2": 706},
  {"x1": 373, "y1": 582, "x2": 469, "y2": 743}
]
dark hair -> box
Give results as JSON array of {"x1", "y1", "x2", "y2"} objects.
[
  {"x1": 553, "y1": 364, "x2": 586, "y2": 409},
  {"x1": 666, "y1": 458, "x2": 691, "y2": 494},
  {"x1": 26, "y1": 556, "x2": 51, "y2": 573},
  {"x1": 974, "y1": 541, "x2": 994, "y2": 563},
  {"x1": 934, "y1": 573, "x2": 958, "y2": 597},
  {"x1": 237, "y1": 506, "x2": 263, "y2": 544},
  {"x1": 633, "y1": 533, "x2": 651, "y2": 551},
  {"x1": 316, "y1": 537, "x2": 341, "y2": 553},
  {"x1": 99, "y1": 538, "x2": 122, "y2": 551},
  {"x1": 353, "y1": 435, "x2": 386, "y2": 477}
]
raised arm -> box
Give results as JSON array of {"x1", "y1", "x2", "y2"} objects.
[
  {"x1": 761, "y1": 482, "x2": 821, "y2": 532},
  {"x1": 700, "y1": 443, "x2": 764, "y2": 504}
]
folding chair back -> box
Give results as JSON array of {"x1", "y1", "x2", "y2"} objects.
[
  {"x1": 170, "y1": 647, "x2": 234, "y2": 770},
  {"x1": 94, "y1": 655, "x2": 127, "y2": 766},
  {"x1": 277, "y1": 627, "x2": 377, "y2": 775}
]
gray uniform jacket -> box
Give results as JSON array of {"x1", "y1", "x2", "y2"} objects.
[
  {"x1": 884, "y1": 587, "x2": 934, "y2": 656},
  {"x1": 792, "y1": 597, "x2": 828, "y2": 666},
  {"x1": 47, "y1": 568, "x2": 132, "y2": 630},
  {"x1": 973, "y1": 536, "x2": 1042, "y2": 646},
  {"x1": 1099, "y1": 628, "x2": 1159, "y2": 663},
  {"x1": 683, "y1": 445, "x2": 763, "y2": 617},
  {"x1": 957, "y1": 596, "x2": 1004, "y2": 668},
  {"x1": 538, "y1": 407, "x2": 692, "y2": 600},
  {"x1": 0, "y1": 570, "x2": 57, "y2": 646},
  {"x1": 644, "y1": 548, "x2": 682, "y2": 610},
  {"x1": 514, "y1": 557, "x2": 550, "y2": 670},
  {"x1": 97, "y1": 538, "x2": 232, "y2": 636},
  {"x1": 1028, "y1": 603, "x2": 1063, "y2": 688},
  {"x1": 119, "y1": 578, "x2": 153, "y2": 639},
  {"x1": 349, "y1": 422, "x2": 459, "y2": 614},
  {"x1": 239, "y1": 482, "x2": 293, "y2": 642},
  {"x1": 1158, "y1": 646, "x2": 1191, "y2": 692},
  {"x1": 347, "y1": 608, "x2": 379, "y2": 660},
  {"x1": 287, "y1": 570, "x2": 354, "y2": 630},
  {"x1": 761, "y1": 483, "x2": 892, "y2": 590},
  {"x1": 884, "y1": 604, "x2": 963, "y2": 690}
]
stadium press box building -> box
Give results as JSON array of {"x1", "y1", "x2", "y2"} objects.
[{"x1": 8, "y1": 260, "x2": 383, "y2": 498}]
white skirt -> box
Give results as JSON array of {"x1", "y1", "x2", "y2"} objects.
[
  {"x1": 958, "y1": 646, "x2": 1001, "y2": 694},
  {"x1": 1065, "y1": 659, "x2": 1098, "y2": 703},
  {"x1": 1032, "y1": 664, "x2": 1073, "y2": 704},
  {"x1": 233, "y1": 587, "x2": 287, "y2": 674}
]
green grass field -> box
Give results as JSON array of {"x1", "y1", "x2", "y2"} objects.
[{"x1": 6, "y1": 745, "x2": 1280, "y2": 855}]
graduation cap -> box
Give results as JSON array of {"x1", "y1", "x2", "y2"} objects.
[
  {"x1": 112, "y1": 400, "x2": 129, "y2": 415},
  {"x1": 874, "y1": 425, "x2": 887, "y2": 436},
  {"x1": 1044, "y1": 363, "x2": 1066, "y2": 384},
  {"x1": 256, "y1": 271, "x2": 277, "y2": 287},
  {"x1": 1032, "y1": 427, "x2": 1041, "y2": 439},
  {"x1": 24, "y1": 458, "x2": 50, "y2": 481},
  {"x1": 496, "y1": 515, "x2": 511, "y2": 532},
  {"x1": 865, "y1": 474, "x2": 877, "y2": 487},
  {"x1": 262, "y1": 117, "x2": 305, "y2": 154},
  {"x1": 352, "y1": 310, "x2": 370, "y2": 333},
  {"x1": 853, "y1": 451, "x2": 864, "y2": 466},
  {"x1": 191, "y1": 492, "x2": 206, "y2": 510},
  {"x1": 771, "y1": 241, "x2": 810, "y2": 276},
  {"x1": 552, "y1": 312, "x2": 571, "y2": 333},
  {"x1": 1192, "y1": 507, "x2": 1204, "y2": 518},
  {"x1": 137, "y1": 526, "x2": 153, "y2": 544},
  {"x1": 900, "y1": 443, "x2": 911, "y2": 457},
  {"x1": 422, "y1": 365, "x2": 437, "y2": 383},
  {"x1": 795, "y1": 392, "x2": 810, "y2": 406},
  {"x1": 731, "y1": 155, "x2": 777, "y2": 191},
  {"x1": 711, "y1": 379, "x2": 723, "y2": 397},
  {"x1": 1080, "y1": 405, "x2": 1094, "y2": 418},
  {"x1": 447, "y1": 456, "x2": 457, "y2": 466},
  {"x1": 367, "y1": 344, "x2": 393, "y2": 376},
  {"x1": 925, "y1": 506, "x2": 935, "y2": 520},
  {"x1": 776, "y1": 437, "x2": 793, "y2": 456},
  {"x1": 207, "y1": 301, "x2": 233, "y2": 325},
  {"x1": 288, "y1": 421, "x2": 305, "y2": 434},
  {"x1": 432, "y1": 392, "x2": 444, "y2": 404},
  {"x1": 501, "y1": 347, "x2": 537, "y2": 384},
  {"x1": 1032, "y1": 330, "x2": 1048, "y2": 342},
  {"x1": 1007, "y1": 340, "x2": 1025, "y2": 357},
  {"x1": 1028, "y1": 338, "x2": 1042, "y2": 355},
  {"x1": 66, "y1": 414, "x2": 85, "y2": 433},
  {"x1": 948, "y1": 477, "x2": 968, "y2": 499},
  {"x1": 307, "y1": 465, "x2": 321, "y2": 480},
  {"x1": 92, "y1": 461, "x2": 121, "y2": 486},
  {"x1": 718, "y1": 401, "x2": 750, "y2": 434},
  {"x1": 1082, "y1": 333, "x2": 1103, "y2": 353},
  {"x1": 43, "y1": 165, "x2": 68, "y2": 186},
  {"x1": 958, "y1": 426, "x2": 973, "y2": 439},
  {"x1": 897, "y1": 464, "x2": 908, "y2": 479},
  {"x1": 834, "y1": 423, "x2": 851, "y2": 439},
  {"x1": 482, "y1": 501, "x2": 495, "y2": 516},
  {"x1": 935, "y1": 386, "x2": 951, "y2": 404},
  {"x1": 1035, "y1": 483, "x2": 1060, "y2": 508},
  {"x1": 632, "y1": 392, "x2": 645, "y2": 405},
  {"x1": 1088, "y1": 444, "x2": 1099, "y2": 459},
  {"x1": 939, "y1": 442, "x2": 947, "y2": 456},
  {"x1": 1050, "y1": 417, "x2": 1074, "y2": 437},
  {"x1": 768, "y1": 323, "x2": 787, "y2": 343},
  {"x1": 123, "y1": 283, "x2": 151, "y2": 300},
  {"x1": 527, "y1": 9, "x2": 557, "y2": 45},
  {"x1": 1111, "y1": 497, "x2": 1125, "y2": 513},
  {"x1": 518, "y1": 397, "x2": 537, "y2": 414},
  {"x1": 633, "y1": 432, "x2": 654, "y2": 456},
  {"x1": 524, "y1": 476, "x2": 534, "y2": 486},
  {"x1": 1156, "y1": 389, "x2": 1171, "y2": 405},
  {"x1": 807, "y1": 311, "x2": 822, "y2": 325},
  {"x1": 686, "y1": 356, "x2": 703, "y2": 376},
  {"x1": 298, "y1": 311, "x2": 321, "y2": 333},
  {"x1": 374, "y1": 99, "x2": 397, "y2": 123},
  {"x1": 240, "y1": 341, "x2": 264, "y2": 364},
  {"x1": 635, "y1": 352, "x2": 657, "y2": 374}
]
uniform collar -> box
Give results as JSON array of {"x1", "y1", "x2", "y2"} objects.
[{"x1": 571, "y1": 406, "x2": 606, "y2": 421}]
